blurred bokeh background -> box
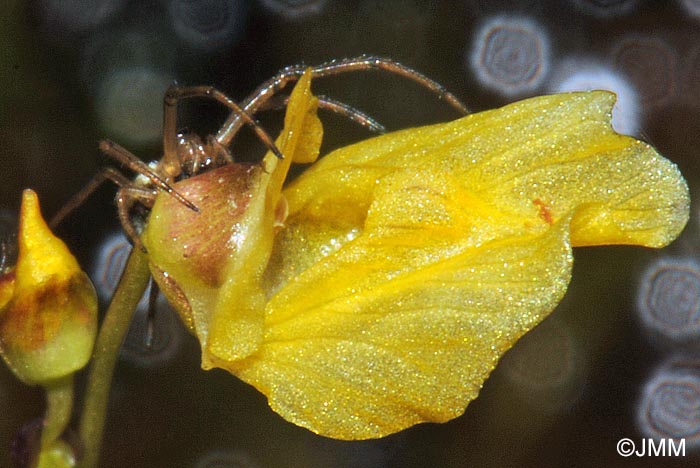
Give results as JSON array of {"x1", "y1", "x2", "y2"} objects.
[{"x1": 2, "y1": 0, "x2": 700, "y2": 467}]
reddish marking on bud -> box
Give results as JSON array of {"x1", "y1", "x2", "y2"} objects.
[
  {"x1": 0, "y1": 270, "x2": 16, "y2": 309},
  {"x1": 533, "y1": 198, "x2": 553, "y2": 225},
  {"x1": 149, "y1": 262, "x2": 194, "y2": 332},
  {"x1": 0, "y1": 275, "x2": 94, "y2": 352},
  {"x1": 0, "y1": 271, "x2": 15, "y2": 284},
  {"x1": 1, "y1": 282, "x2": 58, "y2": 352},
  {"x1": 151, "y1": 163, "x2": 263, "y2": 287}
]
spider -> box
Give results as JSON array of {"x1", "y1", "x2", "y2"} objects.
[
  {"x1": 50, "y1": 56, "x2": 468, "y2": 248},
  {"x1": 47, "y1": 56, "x2": 469, "y2": 351}
]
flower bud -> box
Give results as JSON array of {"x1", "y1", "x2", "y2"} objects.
[
  {"x1": 0, "y1": 190, "x2": 98, "y2": 385},
  {"x1": 37, "y1": 439, "x2": 75, "y2": 468},
  {"x1": 142, "y1": 163, "x2": 270, "y2": 363},
  {"x1": 142, "y1": 69, "x2": 322, "y2": 367}
]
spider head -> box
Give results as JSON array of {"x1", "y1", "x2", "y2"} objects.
[{"x1": 159, "y1": 131, "x2": 234, "y2": 182}]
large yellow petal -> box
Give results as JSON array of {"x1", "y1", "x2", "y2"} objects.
[
  {"x1": 283, "y1": 91, "x2": 688, "y2": 249},
  {"x1": 228, "y1": 91, "x2": 689, "y2": 439},
  {"x1": 238, "y1": 216, "x2": 572, "y2": 439}
]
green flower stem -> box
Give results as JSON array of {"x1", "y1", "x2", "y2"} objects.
[
  {"x1": 41, "y1": 376, "x2": 74, "y2": 447},
  {"x1": 77, "y1": 249, "x2": 150, "y2": 468}
]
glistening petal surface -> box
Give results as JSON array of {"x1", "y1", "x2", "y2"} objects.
[{"x1": 214, "y1": 90, "x2": 689, "y2": 439}]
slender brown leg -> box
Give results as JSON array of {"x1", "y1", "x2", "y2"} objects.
[
  {"x1": 163, "y1": 85, "x2": 284, "y2": 162},
  {"x1": 316, "y1": 95, "x2": 386, "y2": 133},
  {"x1": 145, "y1": 279, "x2": 160, "y2": 349},
  {"x1": 216, "y1": 55, "x2": 469, "y2": 146},
  {"x1": 0, "y1": 234, "x2": 15, "y2": 274},
  {"x1": 50, "y1": 167, "x2": 136, "y2": 229},
  {"x1": 258, "y1": 94, "x2": 386, "y2": 133},
  {"x1": 115, "y1": 185, "x2": 157, "y2": 251},
  {"x1": 204, "y1": 135, "x2": 235, "y2": 168},
  {"x1": 99, "y1": 140, "x2": 199, "y2": 213}
]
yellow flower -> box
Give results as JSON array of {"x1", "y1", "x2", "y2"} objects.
[
  {"x1": 143, "y1": 72, "x2": 689, "y2": 439},
  {"x1": 0, "y1": 190, "x2": 97, "y2": 385}
]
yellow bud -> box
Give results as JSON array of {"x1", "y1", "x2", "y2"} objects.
[
  {"x1": 142, "y1": 69, "x2": 322, "y2": 367},
  {"x1": 37, "y1": 440, "x2": 75, "y2": 468},
  {"x1": 0, "y1": 190, "x2": 98, "y2": 385}
]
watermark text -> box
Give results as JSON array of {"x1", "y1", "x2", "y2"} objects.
[{"x1": 617, "y1": 438, "x2": 685, "y2": 457}]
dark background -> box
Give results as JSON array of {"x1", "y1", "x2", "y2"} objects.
[{"x1": 1, "y1": 1, "x2": 700, "y2": 467}]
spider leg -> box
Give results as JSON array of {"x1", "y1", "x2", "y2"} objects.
[
  {"x1": 163, "y1": 86, "x2": 284, "y2": 161},
  {"x1": 0, "y1": 235, "x2": 15, "y2": 274},
  {"x1": 51, "y1": 166, "x2": 159, "y2": 251},
  {"x1": 308, "y1": 57, "x2": 469, "y2": 114},
  {"x1": 216, "y1": 55, "x2": 469, "y2": 146},
  {"x1": 205, "y1": 135, "x2": 235, "y2": 167},
  {"x1": 116, "y1": 185, "x2": 157, "y2": 251},
  {"x1": 259, "y1": 94, "x2": 386, "y2": 134},
  {"x1": 145, "y1": 278, "x2": 160, "y2": 349},
  {"x1": 316, "y1": 95, "x2": 387, "y2": 133},
  {"x1": 50, "y1": 167, "x2": 137, "y2": 229},
  {"x1": 99, "y1": 140, "x2": 199, "y2": 213}
]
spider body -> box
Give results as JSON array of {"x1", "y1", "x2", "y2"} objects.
[
  {"x1": 106, "y1": 130, "x2": 239, "y2": 244},
  {"x1": 51, "y1": 56, "x2": 468, "y2": 246},
  {"x1": 169, "y1": 132, "x2": 232, "y2": 179}
]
